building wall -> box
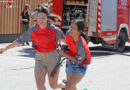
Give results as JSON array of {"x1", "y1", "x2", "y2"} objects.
[
  {"x1": 0, "y1": 0, "x2": 48, "y2": 42},
  {"x1": 0, "y1": 0, "x2": 48, "y2": 34}
]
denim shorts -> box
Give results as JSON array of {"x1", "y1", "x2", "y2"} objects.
[{"x1": 66, "y1": 60, "x2": 88, "y2": 76}]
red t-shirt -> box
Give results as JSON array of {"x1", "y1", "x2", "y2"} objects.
[
  {"x1": 31, "y1": 24, "x2": 58, "y2": 52},
  {"x1": 65, "y1": 35, "x2": 91, "y2": 65}
]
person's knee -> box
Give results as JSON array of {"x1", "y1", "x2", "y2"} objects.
[
  {"x1": 36, "y1": 79, "x2": 45, "y2": 87},
  {"x1": 35, "y1": 74, "x2": 45, "y2": 88}
]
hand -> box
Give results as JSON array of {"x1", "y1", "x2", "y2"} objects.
[
  {"x1": 58, "y1": 38, "x2": 66, "y2": 44},
  {"x1": 0, "y1": 48, "x2": 6, "y2": 54},
  {"x1": 59, "y1": 49, "x2": 66, "y2": 56},
  {"x1": 24, "y1": 19, "x2": 28, "y2": 22}
]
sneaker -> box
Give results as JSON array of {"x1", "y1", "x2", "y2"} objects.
[
  {"x1": 26, "y1": 42, "x2": 29, "y2": 45},
  {"x1": 61, "y1": 79, "x2": 67, "y2": 90},
  {"x1": 62, "y1": 79, "x2": 67, "y2": 85}
]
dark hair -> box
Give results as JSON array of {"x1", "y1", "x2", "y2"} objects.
[
  {"x1": 48, "y1": 16, "x2": 56, "y2": 22},
  {"x1": 23, "y1": 4, "x2": 29, "y2": 11},
  {"x1": 48, "y1": 13, "x2": 61, "y2": 22},
  {"x1": 35, "y1": 6, "x2": 49, "y2": 16},
  {"x1": 23, "y1": 4, "x2": 29, "y2": 16},
  {"x1": 72, "y1": 19, "x2": 88, "y2": 42}
]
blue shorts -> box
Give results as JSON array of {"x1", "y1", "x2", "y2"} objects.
[{"x1": 66, "y1": 60, "x2": 88, "y2": 76}]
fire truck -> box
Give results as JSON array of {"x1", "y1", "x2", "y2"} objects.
[{"x1": 49, "y1": 0, "x2": 130, "y2": 52}]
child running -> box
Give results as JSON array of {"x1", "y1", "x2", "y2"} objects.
[
  {"x1": 59, "y1": 19, "x2": 91, "y2": 90},
  {"x1": 0, "y1": 6, "x2": 65, "y2": 90}
]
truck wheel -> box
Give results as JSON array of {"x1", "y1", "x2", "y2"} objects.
[{"x1": 116, "y1": 32, "x2": 126, "y2": 52}]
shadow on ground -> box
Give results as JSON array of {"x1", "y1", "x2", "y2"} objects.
[
  {"x1": 17, "y1": 46, "x2": 130, "y2": 58},
  {"x1": 90, "y1": 46, "x2": 130, "y2": 57},
  {"x1": 18, "y1": 48, "x2": 36, "y2": 58}
]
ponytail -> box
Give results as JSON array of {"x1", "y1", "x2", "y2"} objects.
[{"x1": 81, "y1": 32, "x2": 88, "y2": 42}]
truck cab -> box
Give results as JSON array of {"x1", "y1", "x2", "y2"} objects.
[{"x1": 87, "y1": 0, "x2": 130, "y2": 52}]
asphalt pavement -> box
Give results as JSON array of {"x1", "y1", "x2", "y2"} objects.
[{"x1": 0, "y1": 42, "x2": 130, "y2": 90}]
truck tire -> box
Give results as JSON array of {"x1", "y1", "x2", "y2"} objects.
[{"x1": 116, "y1": 32, "x2": 126, "y2": 52}]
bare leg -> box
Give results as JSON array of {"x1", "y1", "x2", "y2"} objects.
[
  {"x1": 65, "y1": 72, "x2": 83, "y2": 90},
  {"x1": 34, "y1": 61, "x2": 47, "y2": 90},
  {"x1": 48, "y1": 67, "x2": 65, "y2": 89}
]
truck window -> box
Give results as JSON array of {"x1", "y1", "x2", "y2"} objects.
[
  {"x1": 101, "y1": 0, "x2": 117, "y2": 31},
  {"x1": 88, "y1": 0, "x2": 98, "y2": 33}
]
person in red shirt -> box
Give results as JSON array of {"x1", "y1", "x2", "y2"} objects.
[
  {"x1": 59, "y1": 19, "x2": 91, "y2": 90},
  {"x1": 0, "y1": 6, "x2": 65, "y2": 90}
]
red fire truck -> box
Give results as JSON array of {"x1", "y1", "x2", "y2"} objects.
[{"x1": 49, "y1": 0, "x2": 130, "y2": 52}]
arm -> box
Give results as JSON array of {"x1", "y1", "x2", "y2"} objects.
[
  {"x1": 59, "y1": 38, "x2": 66, "y2": 44},
  {"x1": 20, "y1": 16, "x2": 28, "y2": 22},
  {"x1": 0, "y1": 41, "x2": 20, "y2": 54},
  {"x1": 20, "y1": 11, "x2": 28, "y2": 22},
  {"x1": 16, "y1": 25, "x2": 37, "y2": 43},
  {"x1": 31, "y1": 11, "x2": 38, "y2": 21},
  {"x1": 53, "y1": 26, "x2": 65, "y2": 42},
  {"x1": 59, "y1": 49, "x2": 80, "y2": 64},
  {"x1": 59, "y1": 36, "x2": 86, "y2": 64},
  {"x1": 0, "y1": 25, "x2": 37, "y2": 54}
]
